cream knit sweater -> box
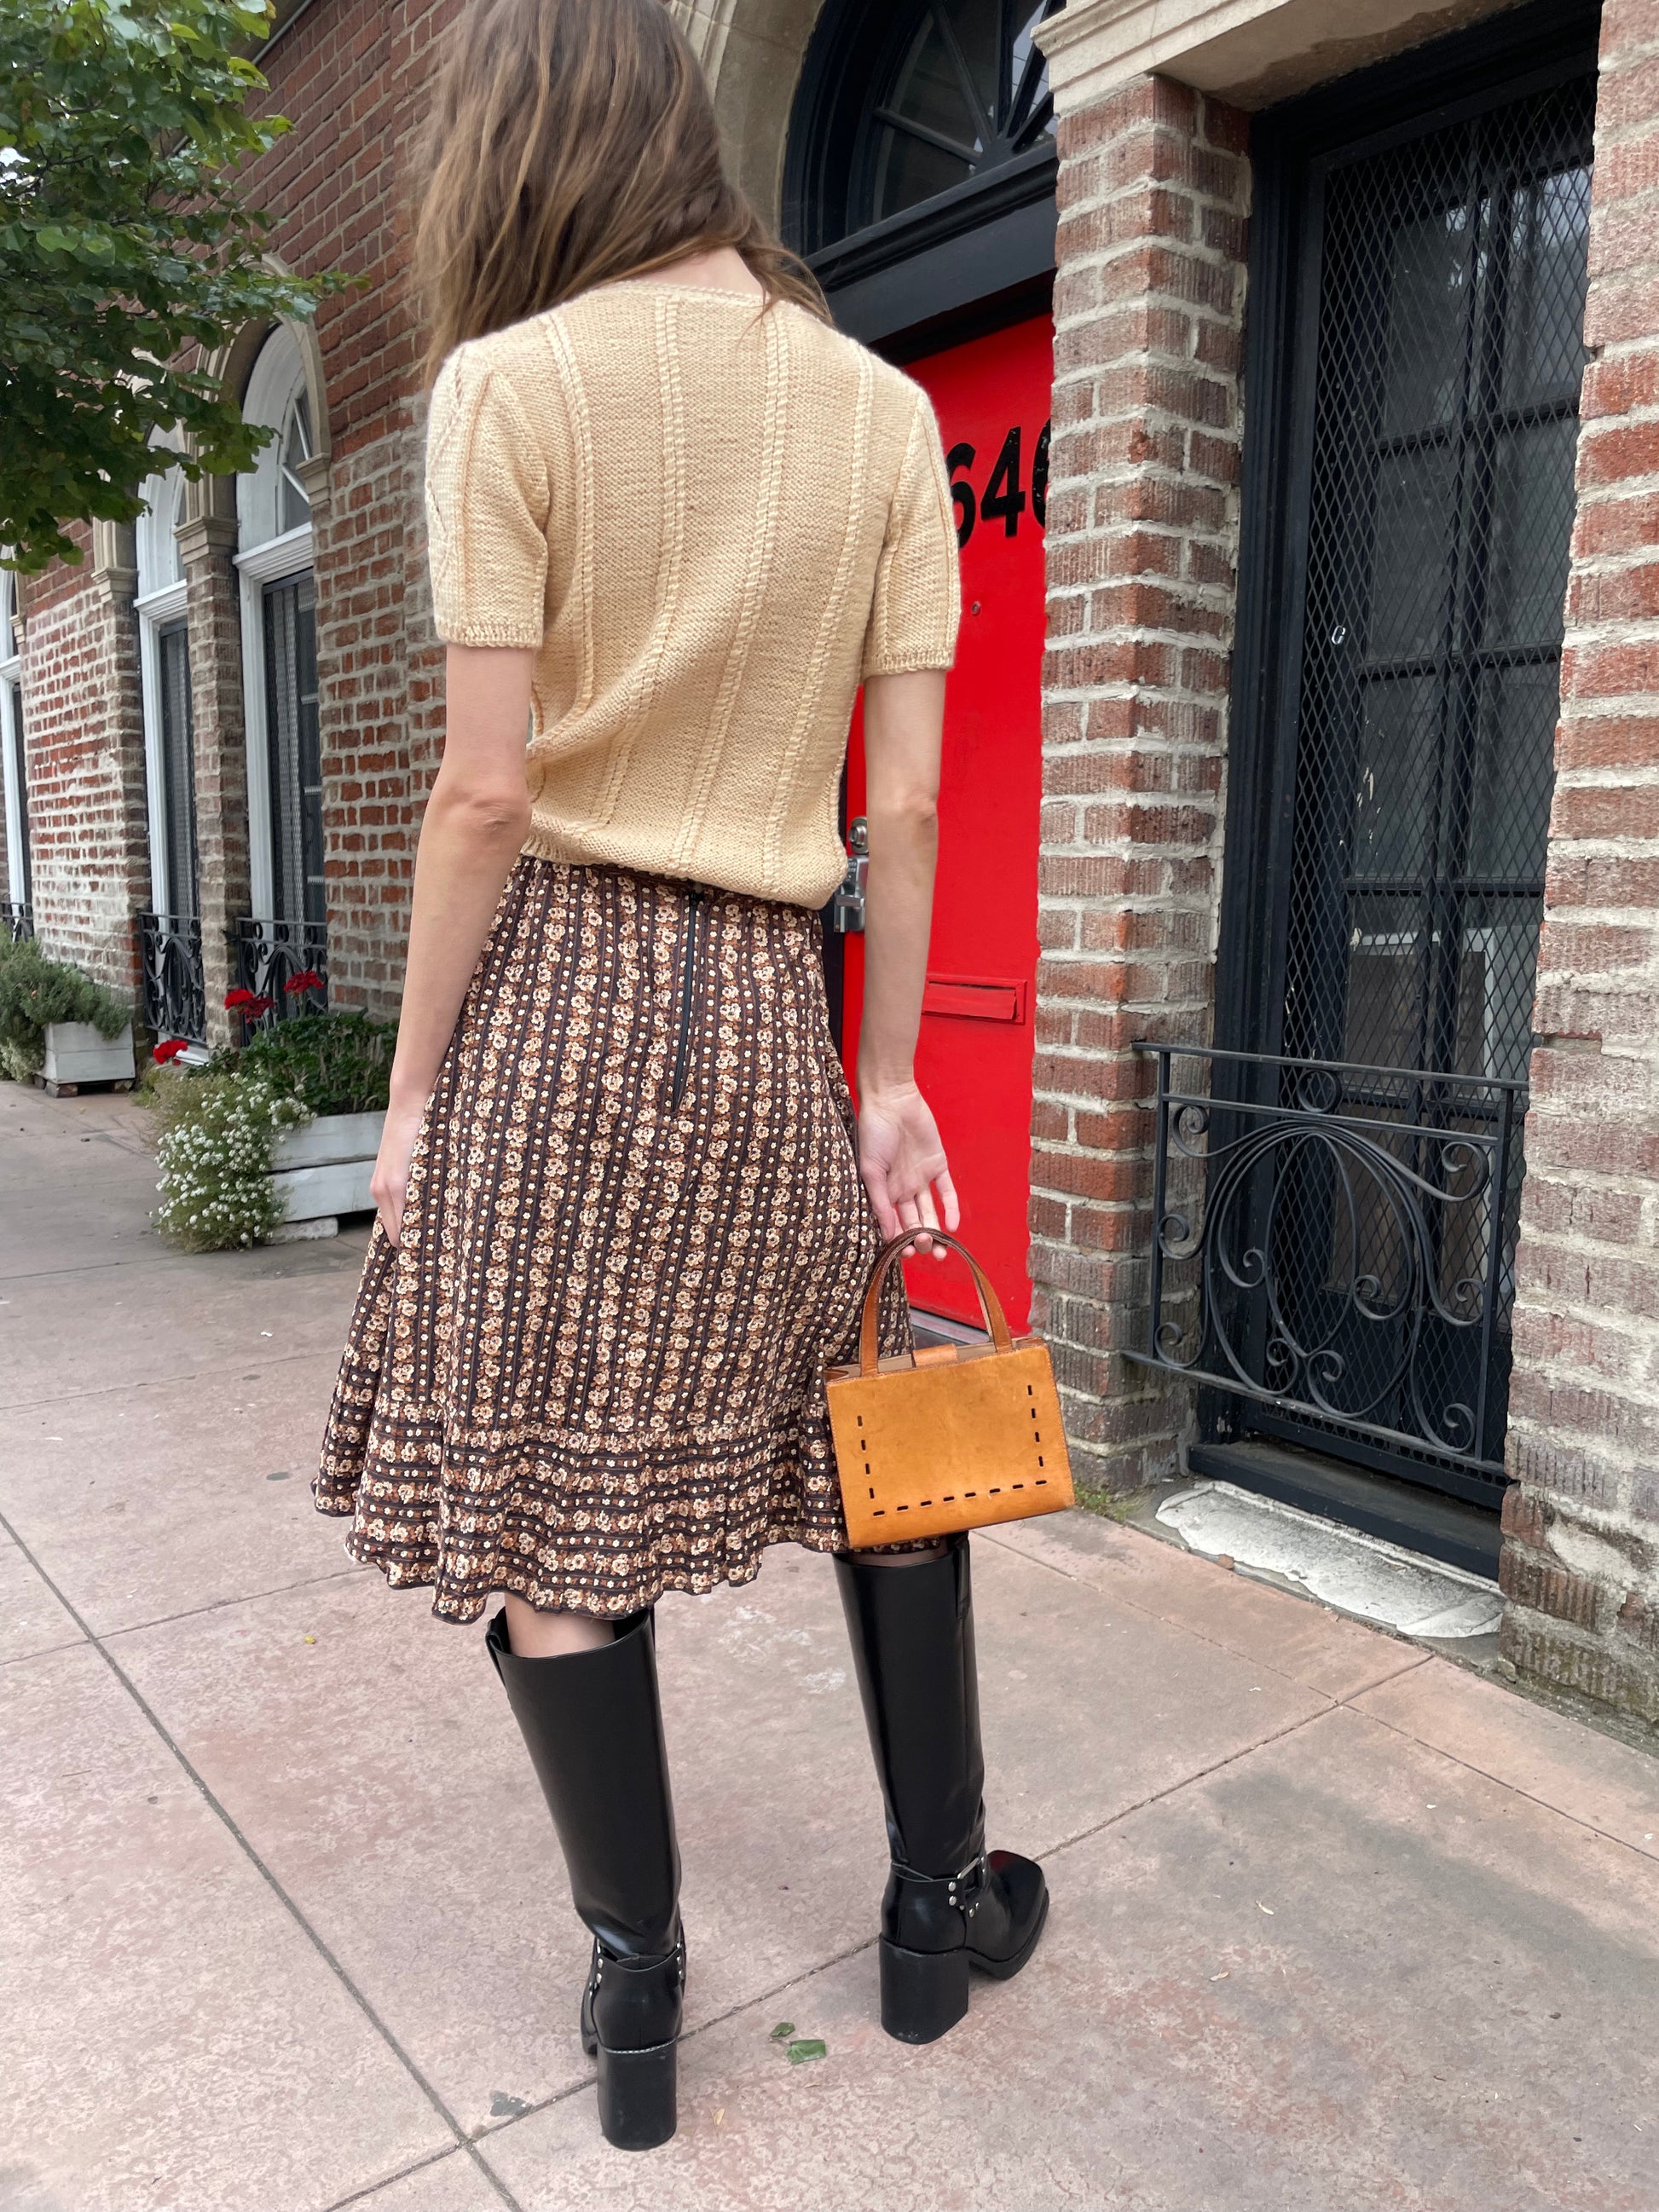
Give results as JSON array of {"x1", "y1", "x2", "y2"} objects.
[{"x1": 424, "y1": 279, "x2": 961, "y2": 908}]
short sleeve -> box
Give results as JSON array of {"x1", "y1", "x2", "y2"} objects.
[
  {"x1": 425, "y1": 350, "x2": 551, "y2": 648},
  {"x1": 861, "y1": 389, "x2": 962, "y2": 680}
]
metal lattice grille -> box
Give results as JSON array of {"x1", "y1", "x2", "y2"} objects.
[{"x1": 1285, "y1": 80, "x2": 1593, "y2": 1083}]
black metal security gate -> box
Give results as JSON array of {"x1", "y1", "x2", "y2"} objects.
[{"x1": 1140, "y1": 5, "x2": 1599, "y2": 1514}]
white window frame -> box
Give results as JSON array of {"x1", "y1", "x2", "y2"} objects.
[
  {"x1": 237, "y1": 523, "x2": 315, "y2": 919},
  {"x1": 135, "y1": 454, "x2": 191, "y2": 917},
  {"x1": 236, "y1": 326, "x2": 315, "y2": 921},
  {"x1": 0, "y1": 565, "x2": 26, "y2": 910}
]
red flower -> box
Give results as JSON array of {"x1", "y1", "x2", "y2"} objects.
[
  {"x1": 152, "y1": 1037, "x2": 188, "y2": 1065},
  {"x1": 224, "y1": 986, "x2": 256, "y2": 1009},
  {"x1": 284, "y1": 969, "x2": 323, "y2": 995}
]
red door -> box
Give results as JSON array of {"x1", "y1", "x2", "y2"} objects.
[{"x1": 841, "y1": 313, "x2": 1052, "y2": 1331}]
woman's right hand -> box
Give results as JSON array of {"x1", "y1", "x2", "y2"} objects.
[
  {"x1": 370, "y1": 1094, "x2": 427, "y2": 1248},
  {"x1": 857, "y1": 1079, "x2": 959, "y2": 1256}
]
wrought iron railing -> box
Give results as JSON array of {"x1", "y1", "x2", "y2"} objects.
[
  {"x1": 3, "y1": 899, "x2": 32, "y2": 944},
  {"x1": 229, "y1": 915, "x2": 328, "y2": 1031},
  {"x1": 136, "y1": 911, "x2": 205, "y2": 1043},
  {"x1": 1134, "y1": 1043, "x2": 1526, "y2": 1488}
]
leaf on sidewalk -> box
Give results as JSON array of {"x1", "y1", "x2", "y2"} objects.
[
  {"x1": 786, "y1": 2038, "x2": 827, "y2": 2065},
  {"x1": 769, "y1": 2021, "x2": 795, "y2": 2041}
]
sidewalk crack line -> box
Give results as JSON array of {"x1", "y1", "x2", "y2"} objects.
[{"x1": 0, "y1": 1504, "x2": 523, "y2": 2212}]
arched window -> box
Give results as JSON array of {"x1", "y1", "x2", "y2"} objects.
[
  {"x1": 135, "y1": 452, "x2": 199, "y2": 964},
  {"x1": 235, "y1": 326, "x2": 324, "y2": 956},
  {"x1": 238, "y1": 326, "x2": 314, "y2": 551},
  {"x1": 788, "y1": 0, "x2": 1062, "y2": 258}
]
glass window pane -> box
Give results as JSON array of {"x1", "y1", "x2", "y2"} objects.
[
  {"x1": 1343, "y1": 895, "x2": 1430, "y2": 1069},
  {"x1": 1502, "y1": 164, "x2": 1592, "y2": 407},
  {"x1": 1484, "y1": 415, "x2": 1577, "y2": 648},
  {"x1": 1366, "y1": 442, "x2": 1459, "y2": 661},
  {"x1": 1466, "y1": 662, "x2": 1558, "y2": 886},
  {"x1": 1381, "y1": 201, "x2": 1472, "y2": 437},
  {"x1": 158, "y1": 622, "x2": 199, "y2": 920},
  {"x1": 1349, "y1": 674, "x2": 1439, "y2": 881}
]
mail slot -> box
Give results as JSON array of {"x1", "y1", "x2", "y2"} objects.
[{"x1": 922, "y1": 975, "x2": 1027, "y2": 1024}]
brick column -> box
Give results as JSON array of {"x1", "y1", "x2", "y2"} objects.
[
  {"x1": 1032, "y1": 76, "x2": 1249, "y2": 1495},
  {"x1": 1501, "y1": 0, "x2": 1659, "y2": 1724},
  {"x1": 177, "y1": 506, "x2": 251, "y2": 1048},
  {"x1": 312, "y1": 402, "x2": 436, "y2": 1019},
  {"x1": 17, "y1": 531, "x2": 150, "y2": 999}
]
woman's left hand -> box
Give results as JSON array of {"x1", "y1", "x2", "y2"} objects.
[
  {"x1": 857, "y1": 1079, "x2": 959, "y2": 1256},
  {"x1": 370, "y1": 1095, "x2": 426, "y2": 1247}
]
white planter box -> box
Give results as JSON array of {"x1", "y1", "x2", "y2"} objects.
[
  {"x1": 42, "y1": 1021, "x2": 136, "y2": 1088},
  {"x1": 269, "y1": 1109, "x2": 385, "y2": 1225}
]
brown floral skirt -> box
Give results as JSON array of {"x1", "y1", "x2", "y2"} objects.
[{"x1": 314, "y1": 857, "x2": 905, "y2": 1620}]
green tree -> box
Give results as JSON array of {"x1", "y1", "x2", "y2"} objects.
[{"x1": 0, "y1": 0, "x2": 342, "y2": 574}]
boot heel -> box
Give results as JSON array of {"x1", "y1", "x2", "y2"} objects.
[
  {"x1": 879, "y1": 1938, "x2": 970, "y2": 2044},
  {"x1": 595, "y1": 2038, "x2": 678, "y2": 2151}
]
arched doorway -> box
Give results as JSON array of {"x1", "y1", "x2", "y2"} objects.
[{"x1": 788, "y1": 1, "x2": 1060, "y2": 1333}]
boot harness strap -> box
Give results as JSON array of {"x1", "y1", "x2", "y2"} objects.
[
  {"x1": 889, "y1": 1851, "x2": 988, "y2": 1910},
  {"x1": 588, "y1": 1932, "x2": 685, "y2": 1994}
]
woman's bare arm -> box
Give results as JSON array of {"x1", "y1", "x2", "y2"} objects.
[
  {"x1": 856, "y1": 668, "x2": 958, "y2": 1256},
  {"x1": 370, "y1": 644, "x2": 535, "y2": 1245}
]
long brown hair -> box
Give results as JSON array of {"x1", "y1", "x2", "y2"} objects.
[{"x1": 413, "y1": 0, "x2": 828, "y2": 378}]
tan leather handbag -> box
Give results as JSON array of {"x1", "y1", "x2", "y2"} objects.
[{"x1": 825, "y1": 1228, "x2": 1074, "y2": 1548}]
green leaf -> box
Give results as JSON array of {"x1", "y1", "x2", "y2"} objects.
[
  {"x1": 0, "y1": 0, "x2": 347, "y2": 570},
  {"x1": 785, "y1": 2039, "x2": 827, "y2": 2065},
  {"x1": 768, "y1": 2021, "x2": 795, "y2": 2042}
]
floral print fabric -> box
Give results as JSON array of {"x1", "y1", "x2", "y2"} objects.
[{"x1": 315, "y1": 858, "x2": 906, "y2": 1620}]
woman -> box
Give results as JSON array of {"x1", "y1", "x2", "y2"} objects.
[{"x1": 315, "y1": 0, "x2": 1048, "y2": 2153}]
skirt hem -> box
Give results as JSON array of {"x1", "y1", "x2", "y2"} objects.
[{"x1": 315, "y1": 1496, "x2": 864, "y2": 1622}]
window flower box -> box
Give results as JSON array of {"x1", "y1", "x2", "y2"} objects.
[
  {"x1": 267, "y1": 1108, "x2": 385, "y2": 1232},
  {"x1": 41, "y1": 1020, "x2": 136, "y2": 1093}
]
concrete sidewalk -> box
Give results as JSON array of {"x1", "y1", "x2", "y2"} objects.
[{"x1": 3, "y1": 1085, "x2": 1657, "y2": 2212}]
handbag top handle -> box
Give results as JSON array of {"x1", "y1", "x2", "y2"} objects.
[{"x1": 857, "y1": 1227, "x2": 1015, "y2": 1377}]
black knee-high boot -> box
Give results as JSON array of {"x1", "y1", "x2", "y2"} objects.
[
  {"x1": 485, "y1": 1608, "x2": 684, "y2": 2151},
  {"x1": 835, "y1": 1533, "x2": 1049, "y2": 2043}
]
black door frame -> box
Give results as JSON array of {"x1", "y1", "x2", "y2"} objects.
[
  {"x1": 787, "y1": 0, "x2": 1062, "y2": 1037},
  {"x1": 1215, "y1": 0, "x2": 1602, "y2": 1071},
  {"x1": 1211, "y1": 0, "x2": 1610, "y2": 1504},
  {"x1": 1203, "y1": 0, "x2": 1603, "y2": 1478}
]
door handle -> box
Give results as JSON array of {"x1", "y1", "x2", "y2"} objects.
[{"x1": 831, "y1": 816, "x2": 868, "y2": 933}]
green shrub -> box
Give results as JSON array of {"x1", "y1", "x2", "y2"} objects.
[
  {"x1": 151, "y1": 1071, "x2": 312, "y2": 1252},
  {"x1": 0, "y1": 938, "x2": 130, "y2": 1079},
  {"x1": 234, "y1": 1010, "x2": 396, "y2": 1116}
]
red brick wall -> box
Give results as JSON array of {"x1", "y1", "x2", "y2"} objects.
[
  {"x1": 246, "y1": 0, "x2": 457, "y2": 1016},
  {"x1": 1502, "y1": 0, "x2": 1659, "y2": 1724},
  {"x1": 15, "y1": 540, "x2": 151, "y2": 1000},
  {"x1": 1034, "y1": 77, "x2": 1249, "y2": 1493}
]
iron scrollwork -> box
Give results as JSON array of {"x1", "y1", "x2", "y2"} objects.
[
  {"x1": 1136, "y1": 1044, "x2": 1523, "y2": 1479},
  {"x1": 229, "y1": 915, "x2": 328, "y2": 1030},
  {"x1": 136, "y1": 910, "x2": 205, "y2": 1043}
]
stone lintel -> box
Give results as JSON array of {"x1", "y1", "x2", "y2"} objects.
[{"x1": 1036, "y1": 0, "x2": 1529, "y2": 115}]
